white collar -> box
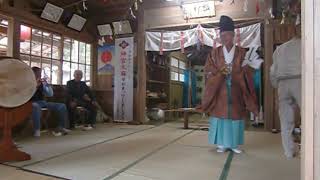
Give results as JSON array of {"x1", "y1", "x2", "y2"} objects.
[{"x1": 223, "y1": 45, "x2": 236, "y2": 64}]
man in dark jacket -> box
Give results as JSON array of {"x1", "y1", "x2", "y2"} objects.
[{"x1": 66, "y1": 70, "x2": 97, "y2": 130}]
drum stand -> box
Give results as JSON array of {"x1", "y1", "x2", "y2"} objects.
[{"x1": 0, "y1": 109, "x2": 31, "y2": 162}]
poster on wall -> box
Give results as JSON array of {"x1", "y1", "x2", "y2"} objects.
[
  {"x1": 114, "y1": 37, "x2": 134, "y2": 122},
  {"x1": 182, "y1": 1, "x2": 216, "y2": 19},
  {"x1": 97, "y1": 45, "x2": 115, "y2": 75}
]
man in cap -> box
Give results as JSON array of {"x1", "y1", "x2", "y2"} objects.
[
  {"x1": 198, "y1": 16, "x2": 258, "y2": 154},
  {"x1": 66, "y1": 70, "x2": 98, "y2": 130}
]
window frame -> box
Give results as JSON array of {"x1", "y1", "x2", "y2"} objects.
[
  {"x1": 170, "y1": 56, "x2": 186, "y2": 82},
  {"x1": 19, "y1": 24, "x2": 93, "y2": 86}
]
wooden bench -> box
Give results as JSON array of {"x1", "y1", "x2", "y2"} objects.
[
  {"x1": 40, "y1": 108, "x2": 50, "y2": 132},
  {"x1": 165, "y1": 108, "x2": 201, "y2": 129}
]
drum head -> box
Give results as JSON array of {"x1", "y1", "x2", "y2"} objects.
[{"x1": 0, "y1": 58, "x2": 36, "y2": 108}]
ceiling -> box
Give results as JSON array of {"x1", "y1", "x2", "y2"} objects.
[
  {"x1": 27, "y1": 0, "x2": 134, "y2": 22},
  {"x1": 24, "y1": 0, "x2": 140, "y2": 37}
]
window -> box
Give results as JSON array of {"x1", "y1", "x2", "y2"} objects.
[
  {"x1": 170, "y1": 57, "x2": 186, "y2": 82},
  {"x1": 20, "y1": 25, "x2": 92, "y2": 85},
  {"x1": 63, "y1": 38, "x2": 92, "y2": 85},
  {"x1": 0, "y1": 19, "x2": 9, "y2": 56}
]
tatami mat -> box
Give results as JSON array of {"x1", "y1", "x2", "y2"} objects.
[
  {"x1": 115, "y1": 131, "x2": 227, "y2": 180},
  {"x1": 228, "y1": 131, "x2": 300, "y2": 180},
  {"x1": 1, "y1": 123, "x2": 300, "y2": 180},
  {"x1": 8, "y1": 123, "x2": 154, "y2": 167},
  {"x1": 22, "y1": 124, "x2": 193, "y2": 180},
  {"x1": 0, "y1": 165, "x2": 59, "y2": 180}
]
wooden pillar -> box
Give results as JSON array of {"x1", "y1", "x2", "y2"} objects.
[
  {"x1": 263, "y1": 20, "x2": 276, "y2": 131},
  {"x1": 92, "y1": 42, "x2": 98, "y2": 89},
  {"x1": 302, "y1": 0, "x2": 316, "y2": 179},
  {"x1": 136, "y1": 5, "x2": 147, "y2": 123},
  {"x1": 7, "y1": 18, "x2": 20, "y2": 59}
]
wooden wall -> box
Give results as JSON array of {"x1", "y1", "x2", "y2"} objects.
[
  {"x1": 144, "y1": 0, "x2": 267, "y2": 29},
  {"x1": 169, "y1": 51, "x2": 186, "y2": 109},
  {"x1": 264, "y1": 20, "x2": 297, "y2": 131}
]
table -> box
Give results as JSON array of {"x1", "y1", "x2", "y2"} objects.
[{"x1": 165, "y1": 108, "x2": 199, "y2": 129}]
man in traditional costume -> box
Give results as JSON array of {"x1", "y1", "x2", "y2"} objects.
[
  {"x1": 198, "y1": 16, "x2": 259, "y2": 154},
  {"x1": 270, "y1": 0, "x2": 301, "y2": 158}
]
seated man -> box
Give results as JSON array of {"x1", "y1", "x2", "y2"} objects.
[
  {"x1": 31, "y1": 67, "x2": 70, "y2": 137},
  {"x1": 67, "y1": 70, "x2": 97, "y2": 130}
]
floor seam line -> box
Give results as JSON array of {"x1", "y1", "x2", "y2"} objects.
[
  {"x1": 219, "y1": 151, "x2": 234, "y2": 180},
  {"x1": 18, "y1": 126, "x2": 157, "y2": 168},
  {"x1": 19, "y1": 168, "x2": 69, "y2": 180},
  {"x1": 103, "y1": 129, "x2": 196, "y2": 180}
]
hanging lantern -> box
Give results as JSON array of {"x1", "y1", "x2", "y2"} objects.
[
  {"x1": 256, "y1": 0, "x2": 260, "y2": 15},
  {"x1": 20, "y1": 25, "x2": 31, "y2": 41}
]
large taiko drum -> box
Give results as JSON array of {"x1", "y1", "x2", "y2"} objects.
[
  {"x1": 0, "y1": 57, "x2": 36, "y2": 162},
  {"x1": 0, "y1": 58, "x2": 36, "y2": 108}
]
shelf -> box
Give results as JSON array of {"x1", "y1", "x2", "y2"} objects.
[
  {"x1": 149, "y1": 64, "x2": 167, "y2": 70},
  {"x1": 146, "y1": 97, "x2": 168, "y2": 101},
  {"x1": 148, "y1": 80, "x2": 167, "y2": 84}
]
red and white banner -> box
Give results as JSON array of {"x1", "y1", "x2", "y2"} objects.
[{"x1": 114, "y1": 37, "x2": 134, "y2": 122}]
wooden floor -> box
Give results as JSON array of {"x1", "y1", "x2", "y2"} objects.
[{"x1": 0, "y1": 122, "x2": 300, "y2": 180}]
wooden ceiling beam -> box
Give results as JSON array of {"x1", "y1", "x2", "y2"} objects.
[
  {"x1": 89, "y1": 7, "x2": 129, "y2": 17},
  {"x1": 90, "y1": 0, "x2": 130, "y2": 9}
]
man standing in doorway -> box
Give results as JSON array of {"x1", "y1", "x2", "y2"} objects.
[{"x1": 270, "y1": 0, "x2": 301, "y2": 159}]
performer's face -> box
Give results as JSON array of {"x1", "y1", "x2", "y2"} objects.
[{"x1": 220, "y1": 31, "x2": 235, "y2": 46}]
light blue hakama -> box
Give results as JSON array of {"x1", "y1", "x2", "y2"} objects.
[
  {"x1": 208, "y1": 73, "x2": 245, "y2": 149},
  {"x1": 208, "y1": 117, "x2": 245, "y2": 149}
]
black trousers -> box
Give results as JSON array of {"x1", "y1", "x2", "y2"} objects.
[{"x1": 68, "y1": 100, "x2": 97, "y2": 128}]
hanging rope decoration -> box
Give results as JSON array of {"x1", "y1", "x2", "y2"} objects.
[
  {"x1": 236, "y1": 28, "x2": 241, "y2": 46},
  {"x1": 180, "y1": 31, "x2": 185, "y2": 54},
  {"x1": 160, "y1": 32, "x2": 164, "y2": 55},
  {"x1": 197, "y1": 26, "x2": 204, "y2": 48},
  {"x1": 211, "y1": 32, "x2": 215, "y2": 49},
  {"x1": 255, "y1": 0, "x2": 260, "y2": 15},
  {"x1": 213, "y1": 29, "x2": 220, "y2": 49}
]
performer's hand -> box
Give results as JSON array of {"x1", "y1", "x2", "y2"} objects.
[
  {"x1": 219, "y1": 66, "x2": 229, "y2": 75},
  {"x1": 83, "y1": 94, "x2": 91, "y2": 102},
  {"x1": 36, "y1": 78, "x2": 42, "y2": 87}
]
